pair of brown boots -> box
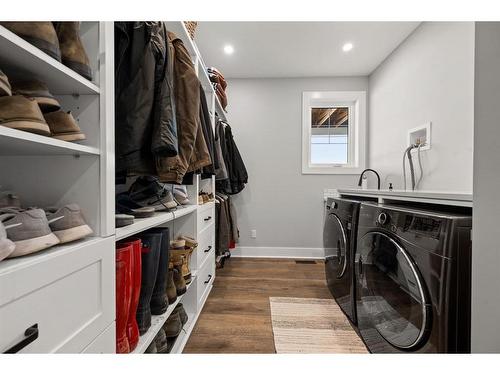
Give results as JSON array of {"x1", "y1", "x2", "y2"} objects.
[
  {"x1": 1, "y1": 22, "x2": 92, "y2": 81},
  {"x1": 170, "y1": 236, "x2": 198, "y2": 284},
  {"x1": 0, "y1": 71, "x2": 85, "y2": 141}
]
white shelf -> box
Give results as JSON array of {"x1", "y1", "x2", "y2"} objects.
[
  {"x1": 0, "y1": 25, "x2": 100, "y2": 95},
  {"x1": 170, "y1": 283, "x2": 212, "y2": 354},
  {"x1": 131, "y1": 276, "x2": 197, "y2": 354},
  {"x1": 0, "y1": 237, "x2": 105, "y2": 276},
  {"x1": 0, "y1": 125, "x2": 100, "y2": 156},
  {"x1": 115, "y1": 205, "x2": 198, "y2": 241}
]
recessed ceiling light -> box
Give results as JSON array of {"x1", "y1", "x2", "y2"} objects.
[
  {"x1": 223, "y1": 44, "x2": 234, "y2": 55},
  {"x1": 342, "y1": 42, "x2": 353, "y2": 52}
]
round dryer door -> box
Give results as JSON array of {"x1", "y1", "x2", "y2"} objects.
[
  {"x1": 356, "y1": 231, "x2": 431, "y2": 350},
  {"x1": 323, "y1": 213, "x2": 348, "y2": 279}
]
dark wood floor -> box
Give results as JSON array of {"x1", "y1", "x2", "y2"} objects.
[{"x1": 184, "y1": 257, "x2": 332, "y2": 353}]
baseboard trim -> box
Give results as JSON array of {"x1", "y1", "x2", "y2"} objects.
[{"x1": 231, "y1": 246, "x2": 325, "y2": 259}]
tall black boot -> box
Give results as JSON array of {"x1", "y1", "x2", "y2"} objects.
[
  {"x1": 146, "y1": 227, "x2": 170, "y2": 315},
  {"x1": 136, "y1": 232, "x2": 162, "y2": 335}
]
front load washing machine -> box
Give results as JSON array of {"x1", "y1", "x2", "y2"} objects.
[
  {"x1": 323, "y1": 197, "x2": 361, "y2": 324},
  {"x1": 354, "y1": 202, "x2": 472, "y2": 353}
]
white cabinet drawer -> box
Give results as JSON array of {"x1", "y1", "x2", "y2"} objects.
[
  {"x1": 196, "y1": 252, "x2": 215, "y2": 307},
  {"x1": 0, "y1": 237, "x2": 115, "y2": 353},
  {"x1": 197, "y1": 204, "x2": 215, "y2": 234},
  {"x1": 196, "y1": 226, "x2": 215, "y2": 269},
  {"x1": 81, "y1": 322, "x2": 115, "y2": 353}
]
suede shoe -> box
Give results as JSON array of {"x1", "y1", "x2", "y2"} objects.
[
  {"x1": 0, "y1": 95, "x2": 51, "y2": 136},
  {"x1": 1, "y1": 22, "x2": 61, "y2": 61},
  {"x1": 0, "y1": 207, "x2": 59, "y2": 257},
  {"x1": 11, "y1": 80, "x2": 60, "y2": 113},
  {"x1": 43, "y1": 110, "x2": 86, "y2": 141},
  {"x1": 45, "y1": 204, "x2": 93, "y2": 244},
  {"x1": 173, "y1": 303, "x2": 188, "y2": 325},
  {"x1": 0, "y1": 69, "x2": 12, "y2": 97},
  {"x1": 154, "y1": 328, "x2": 169, "y2": 353},
  {"x1": 166, "y1": 264, "x2": 178, "y2": 304},
  {"x1": 0, "y1": 221, "x2": 16, "y2": 261},
  {"x1": 53, "y1": 22, "x2": 92, "y2": 81},
  {"x1": 172, "y1": 262, "x2": 186, "y2": 295},
  {"x1": 163, "y1": 311, "x2": 183, "y2": 338}
]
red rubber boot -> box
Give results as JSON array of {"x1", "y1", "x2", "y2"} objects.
[
  {"x1": 116, "y1": 242, "x2": 133, "y2": 353},
  {"x1": 120, "y1": 238, "x2": 142, "y2": 352}
]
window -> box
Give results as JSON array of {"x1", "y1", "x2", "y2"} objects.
[{"x1": 302, "y1": 91, "x2": 366, "y2": 174}]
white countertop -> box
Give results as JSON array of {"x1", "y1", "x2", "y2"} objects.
[{"x1": 327, "y1": 188, "x2": 473, "y2": 207}]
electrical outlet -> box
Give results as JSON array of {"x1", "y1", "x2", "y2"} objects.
[
  {"x1": 408, "y1": 122, "x2": 431, "y2": 150},
  {"x1": 251, "y1": 230, "x2": 257, "y2": 238}
]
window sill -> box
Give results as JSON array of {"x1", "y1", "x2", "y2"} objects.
[{"x1": 302, "y1": 165, "x2": 366, "y2": 175}]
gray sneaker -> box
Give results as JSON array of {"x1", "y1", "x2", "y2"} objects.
[
  {"x1": 0, "y1": 221, "x2": 16, "y2": 261},
  {"x1": 0, "y1": 208, "x2": 59, "y2": 257},
  {"x1": 45, "y1": 204, "x2": 93, "y2": 244}
]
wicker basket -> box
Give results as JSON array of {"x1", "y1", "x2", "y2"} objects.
[{"x1": 184, "y1": 21, "x2": 198, "y2": 40}]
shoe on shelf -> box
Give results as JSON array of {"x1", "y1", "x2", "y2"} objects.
[
  {"x1": 144, "y1": 227, "x2": 170, "y2": 316},
  {"x1": 163, "y1": 311, "x2": 183, "y2": 338},
  {"x1": 168, "y1": 185, "x2": 190, "y2": 206},
  {"x1": 170, "y1": 239, "x2": 194, "y2": 284},
  {"x1": 0, "y1": 22, "x2": 61, "y2": 61},
  {"x1": 0, "y1": 221, "x2": 16, "y2": 262},
  {"x1": 173, "y1": 303, "x2": 188, "y2": 326},
  {"x1": 118, "y1": 238, "x2": 142, "y2": 352},
  {"x1": 45, "y1": 204, "x2": 93, "y2": 244},
  {"x1": 43, "y1": 111, "x2": 86, "y2": 142},
  {"x1": 154, "y1": 327, "x2": 169, "y2": 354},
  {"x1": 0, "y1": 70, "x2": 12, "y2": 97},
  {"x1": 166, "y1": 264, "x2": 177, "y2": 304},
  {"x1": 115, "y1": 242, "x2": 133, "y2": 354},
  {"x1": 171, "y1": 262, "x2": 187, "y2": 295},
  {"x1": 11, "y1": 80, "x2": 60, "y2": 113},
  {"x1": 128, "y1": 176, "x2": 177, "y2": 211},
  {"x1": 136, "y1": 232, "x2": 162, "y2": 335},
  {"x1": 144, "y1": 340, "x2": 157, "y2": 354},
  {"x1": 0, "y1": 207, "x2": 60, "y2": 258},
  {"x1": 0, "y1": 191, "x2": 21, "y2": 209},
  {"x1": 0, "y1": 95, "x2": 51, "y2": 136},
  {"x1": 116, "y1": 193, "x2": 155, "y2": 218},
  {"x1": 115, "y1": 214, "x2": 134, "y2": 228},
  {"x1": 166, "y1": 337, "x2": 176, "y2": 353},
  {"x1": 197, "y1": 195, "x2": 204, "y2": 205},
  {"x1": 53, "y1": 22, "x2": 92, "y2": 81}
]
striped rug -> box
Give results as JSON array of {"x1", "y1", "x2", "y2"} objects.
[{"x1": 269, "y1": 297, "x2": 368, "y2": 354}]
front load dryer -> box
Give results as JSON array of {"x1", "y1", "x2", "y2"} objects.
[
  {"x1": 354, "y1": 202, "x2": 472, "y2": 353},
  {"x1": 323, "y1": 197, "x2": 361, "y2": 325}
]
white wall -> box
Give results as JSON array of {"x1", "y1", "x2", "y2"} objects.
[
  {"x1": 472, "y1": 22, "x2": 500, "y2": 353},
  {"x1": 225, "y1": 77, "x2": 368, "y2": 256},
  {"x1": 368, "y1": 22, "x2": 475, "y2": 192}
]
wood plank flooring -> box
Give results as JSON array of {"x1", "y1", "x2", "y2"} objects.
[{"x1": 184, "y1": 257, "x2": 332, "y2": 353}]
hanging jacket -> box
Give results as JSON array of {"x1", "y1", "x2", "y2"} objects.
[
  {"x1": 200, "y1": 86, "x2": 217, "y2": 178},
  {"x1": 115, "y1": 22, "x2": 177, "y2": 177},
  {"x1": 224, "y1": 123, "x2": 248, "y2": 194},
  {"x1": 156, "y1": 31, "x2": 211, "y2": 184}
]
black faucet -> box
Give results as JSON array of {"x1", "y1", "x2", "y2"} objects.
[{"x1": 358, "y1": 169, "x2": 381, "y2": 190}]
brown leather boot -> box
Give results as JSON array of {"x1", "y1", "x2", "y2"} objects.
[
  {"x1": 0, "y1": 70, "x2": 12, "y2": 96},
  {"x1": 171, "y1": 261, "x2": 186, "y2": 295},
  {"x1": 53, "y1": 22, "x2": 92, "y2": 81},
  {"x1": 170, "y1": 238, "x2": 195, "y2": 284},
  {"x1": 0, "y1": 95, "x2": 50, "y2": 136},
  {"x1": 166, "y1": 264, "x2": 178, "y2": 304},
  {"x1": 1, "y1": 22, "x2": 61, "y2": 61},
  {"x1": 12, "y1": 80, "x2": 60, "y2": 113},
  {"x1": 43, "y1": 110, "x2": 86, "y2": 142}
]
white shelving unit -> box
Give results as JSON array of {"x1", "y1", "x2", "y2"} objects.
[
  {"x1": 1, "y1": 21, "x2": 217, "y2": 354},
  {"x1": 0, "y1": 22, "x2": 116, "y2": 354}
]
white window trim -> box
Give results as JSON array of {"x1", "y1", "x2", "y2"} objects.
[{"x1": 302, "y1": 91, "x2": 367, "y2": 175}]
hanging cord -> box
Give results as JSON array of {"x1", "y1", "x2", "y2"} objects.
[
  {"x1": 402, "y1": 145, "x2": 416, "y2": 190},
  {"x1": 407, "y1": 147, "x2": 416, "y2": 190},
  {"x1": 415, "y1": 143, "x2": 424, "y2": 190}
]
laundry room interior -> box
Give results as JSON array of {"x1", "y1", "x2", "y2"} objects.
[{"x1": 1, "y1": 2, "x2": 500, "y2": 366}]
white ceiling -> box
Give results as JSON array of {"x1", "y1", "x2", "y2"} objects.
[{"x1": 195, "y1": 22, "x2": 420, "y2": 78}]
